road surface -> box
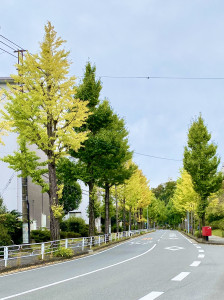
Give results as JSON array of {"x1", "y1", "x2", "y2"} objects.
[{"x1": 0, "y1": 230, "x2": 224, "y2": 300}]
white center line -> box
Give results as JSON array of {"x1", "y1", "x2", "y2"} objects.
[
  {"x1": 196, "y1": 246, "x2": 201, "y2": 249},
  {"x1": 190, "y1": 261, "x2": 201, "y2": 267},
  {"x1": 199, "y1": 249, "x2": 204, "y2": 253},
  {"x1": 139, "y1": 291, "x2": 164, "y2": 300},
  {"x1": 172, "y1": 272, "x2": 190, "y2": 281},
  {"x1": 198, "y1": 254, "x2": 205, "y2": 258}
]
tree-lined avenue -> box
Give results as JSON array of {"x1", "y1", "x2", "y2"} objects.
[{"x1": 0, "y1": 230, "x2": 224, "y2": 299}]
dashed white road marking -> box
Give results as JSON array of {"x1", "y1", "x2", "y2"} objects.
[
  {"x1": 139, "y1": 291, "x2": 164, "y2": 300},
  {"x1": 190, "y1": 261, "x2": 201, "y2": 267},
  {"x1": 196, "y1": 246, "x2": 201, "y2": 249},
  {"x1": 198, "y1": 254, "x2": 205, "y2": 258},
  {"x1": 199, "y1": 249, "x2": 204, "y2": 253},
  {"x1": 172, "y1": 272, "x2": 190, "y2": 281}
]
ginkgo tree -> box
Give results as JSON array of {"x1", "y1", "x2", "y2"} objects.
[
  {"x1": 0, "y1": 90, "x2": 12, "y2": 145},
  {"x1": 112, "y1": 165, "x2": 153, "y2": 230},
  {"x1": 172, "y1": 169, "x2": 199, "y2": 216},
  {"x1": 172, "y1": 169, "x2": 200, "y2": 232},
  {"x1": 1, "y1": 22, "x2": 89, "y2": 240}
]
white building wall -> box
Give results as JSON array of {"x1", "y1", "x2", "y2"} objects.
[{"x1": 0, "y1": 78, "x2": 22, "y2": 212}]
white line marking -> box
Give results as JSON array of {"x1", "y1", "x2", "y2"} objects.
[
  {"x1": 139, "y1": 291, "x2": 164, "y2": 300},
  {"x1": 179, "y1": 232, "x2": 193, "y2": 243},
  {"x1": 190, "y1": 261, "x2": 201, "y2": 267},
  {"x1": 0, "y1": 233, "x2": 150, "y2": 278},
  {"x1": 172, "y1": 272, "x2": 190, "y2": 281},
  {"x1": 0, "y1": 244, "x2": 157, "y2": 300},
  {"x1": 199, "y1": 249, "x2": 204, "y2": 253},
  {"x1": 196, "y1": 246, "x2": 201, "y2": 249},
  {"x1": 198, "y1": 254, "x2": 205, "y2": 258}
]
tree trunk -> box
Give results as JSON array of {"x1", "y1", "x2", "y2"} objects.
[
  {"x1": 48, "y1": 160, "x2": 60, "y2": 241},
  {"x1": 105, "y1": 183, "x2": 110, "y2": 234},
  {"x1": 123, "y1": 197, "x2": 126, "y2": 231},
  {"x1": 129, "y1": 207, "x2": 131, "y2": 231},
  {"x1": 88, "y1": 181, "x2": 95, "y2": 237},
  {"x1": 115, "y1": 186, "x2": 119, "y2": 233}
]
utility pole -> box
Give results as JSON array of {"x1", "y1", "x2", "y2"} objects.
[{"x1": 15, "y1": 49, "x2": 30, "y2": 243}]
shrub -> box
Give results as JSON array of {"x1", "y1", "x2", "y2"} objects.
[
  {"x1": 54, "y1": 247, "x2": 74, "y2": 258},
  {"x1": 80, "y1": 224, "x2": 89, "y2": 237},
  {"x1": 0, "y1": 211, "x2": 22, "y2": 244},
  {"x1": 210, "y1": 219, "x2": 224, "y2": 230},
  {"x1": 194, "y1": 230, "x2": 200, "y2": 238},
  {"x1": 0, "y1": 225, "x2": 12, "y2": 246},
  {"x1": 60, "y1": 231, "x2": 81, "y2": 239},
  {"x1": 31, "y1": 229, "x2": 51, "y2": 243},
  {"x1": 60, "y1": 217, "x2": 88, "y2": 236}
]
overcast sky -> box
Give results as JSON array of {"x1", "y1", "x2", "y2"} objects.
[{"x1": 1, "y1": 0, "x2": 224, "y2": 195}]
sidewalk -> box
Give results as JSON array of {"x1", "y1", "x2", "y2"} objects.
[
  {"x1": 207, "y1": 235, "x2": 224, "y2": 245},
  {"x1": 184, "y1": 232, "x2": 224, "y2": 245}
]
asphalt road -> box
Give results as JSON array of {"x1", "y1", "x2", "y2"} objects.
[{"x1": 0, "y1": 230, "x2": 224, "y2": 300}]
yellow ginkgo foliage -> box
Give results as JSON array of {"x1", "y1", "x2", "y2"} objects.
[
  {"x1": 172, "y1": 169, "x2": 200, "y2": 215},
  {"x1": 1, "y1": 22, "x2": 90, "y2": 240}
]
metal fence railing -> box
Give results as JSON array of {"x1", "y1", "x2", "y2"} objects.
[{"x1": 0, "y1": 229, "x2": 149, "y2": 270}]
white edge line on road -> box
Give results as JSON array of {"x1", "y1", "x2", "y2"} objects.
[
  {"x1": 0, "y1": 244, "x2": 157, "y2": 300},
  {"x1": 198, "y1": 254, "x2": 205, "y2": 258},
  {"x1": 0, "y1": 233, "x2": 153, "y2": 279},
  {"x1": 198, "y1": 249, "x2": 204, "y2": 253},
  {"x1": 178, "y1": 232, "x2": 193, "y2": 243},
  {"x1": 171, "y1": 272, "x2": 190, "y2": 281},
  {"x1": 190, "y1": 261, "x2": 201, "y2": 267},
  {"x1": 138, "y1": 291, "x2": 164, "y2": 300}
]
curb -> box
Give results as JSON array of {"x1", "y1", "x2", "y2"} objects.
[
  {"x1": 182, "y1": 231, "x2": 224, "y2": 246},
  {"x1": 0, "y1": 231, "x2": 153, "y2": 275}
]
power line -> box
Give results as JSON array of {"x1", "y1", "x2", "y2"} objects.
[
  {"x1": 0, "y1": 47, "x2": 17, "y2": 58},
  {"x1": 97, "y1": 75, "x2": 224, "y2": 80},
  {"x1": 0, "y1": 40, "x2": 17, "y2": 51},
  {"x1": 134, "y1": 151, "x2": 182, "y2": 162},
  {"x1": 1, "y1": 172, "x2": 15, "y2": 196},
  {"x1": 0, "y1": 34, "x2": 24, "y2": 50}
]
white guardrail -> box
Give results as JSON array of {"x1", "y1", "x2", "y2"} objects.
[{"x1": 0, "y1": 229, "x2": 149, "y2": 269}]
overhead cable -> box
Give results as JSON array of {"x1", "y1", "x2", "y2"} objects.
[
  {"x1": 134, "y1": 151, "x2": 182, "y2": 162},
  {"x1": 0, "y1": 34, "x2": 24, "y2": 50},
  {"x1": 0, "y1": 47, "x2": 17, "y2": 58},
  {"x1": 98, "y1": 75, "x2": 224, "y2": 80}
]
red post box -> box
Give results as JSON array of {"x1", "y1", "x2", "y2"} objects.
[{"x1": 202, "y1": 226, "x2": 212, "y2": 236}]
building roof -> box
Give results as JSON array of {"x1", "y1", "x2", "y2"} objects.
[{"x1": 0, "y1": 77, "x2": 14, "y2": 84}]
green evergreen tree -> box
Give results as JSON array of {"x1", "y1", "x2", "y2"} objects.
[
  {"x1": 56, "y1": 158, "x2": 82, "y2": 214},
  {"x1": 183, "y1": 115, "x2": 223, "y2": 227},
  {"x1": 96, "y1": 115, "x2": 134, "y2": 234},
  {"x1": 70, "y1": 62, "x2": 105, "y2": 236}
]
